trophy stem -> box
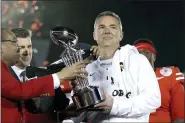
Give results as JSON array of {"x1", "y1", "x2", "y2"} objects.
[
  {"x1": 75, "y1": 51, "x2": 84, "y2": 88},
  {"x1": 79, "y1": 50, "x2": 89, "y2": 87},
  {"x1": 78, "y1": 50, "x2": 87, "y2": 88}
]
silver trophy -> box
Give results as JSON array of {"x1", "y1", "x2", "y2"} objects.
[{"x1": 50, "y1": 26, "x2": 104, "y2": 110}]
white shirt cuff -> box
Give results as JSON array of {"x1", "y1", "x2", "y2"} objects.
[{"x1": 52, "y1": 74, "x2": 60, "y2": 89}]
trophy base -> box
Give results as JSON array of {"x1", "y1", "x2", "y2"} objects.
[{"x1": 72, "y1": 86, "x2": 104, "y2": 111}]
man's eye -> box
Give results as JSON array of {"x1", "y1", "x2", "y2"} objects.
[
  {"x1": 99, "y1": 26, "x2": 104, "y2": 29},
  {"x1": 111, "y1": 26, "x2": 117, "y2": 29},
  {"x1": 18, "y1": 46, "x2": 24, "y2": 49}
]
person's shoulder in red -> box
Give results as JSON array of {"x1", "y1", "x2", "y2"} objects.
[{"x1": 153, "y1": 66, "x2": 184, "y2": 122}]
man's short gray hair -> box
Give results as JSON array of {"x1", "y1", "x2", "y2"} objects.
[{"x1": 94, "y1": 11, "x2": 123, "y2": 31}]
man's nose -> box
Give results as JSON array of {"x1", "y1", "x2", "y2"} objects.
[
  {"x1": 24, "y1": 49, "x2": 28, "y2": 53},
  {"x1": 23, "y1": 49, "x2": 29, "y2": 55},
  {"x1": 104, "y1": 27, "x2": 111, "y2": 34}
]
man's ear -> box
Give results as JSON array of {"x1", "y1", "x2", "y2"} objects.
[
  {"x1": 93, "y1": 32, "x2": 98, "y2": 44},
  {"x1": 120, "y1": 31, "x2": 124, "y2": 42},
  {"x1": 93, "y1": 32, "x2": 96, "y2": 40}
]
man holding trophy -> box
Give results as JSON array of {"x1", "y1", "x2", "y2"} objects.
[{"x1": 53, "y1": 11, "x2": 161, "y2": 122}]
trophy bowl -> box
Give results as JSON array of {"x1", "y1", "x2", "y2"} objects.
[
  {"x1": 72, "y1": 86, "x2": 105, "y2": 110},
  {"x1": 50, "y1": 26, "x2": 78, "y2": 47}
]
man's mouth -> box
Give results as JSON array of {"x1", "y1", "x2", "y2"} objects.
[
  {"x1": 102, "y1": 37, "x2": 113, "y2": 40},
  {"x1": 22, "y1": 56, "x2": 31, "y2": 61},
  {"x1": 23, "y1": 53, "x2": 28, "y2": 56}
]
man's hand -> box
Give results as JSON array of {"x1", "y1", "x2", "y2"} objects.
[
  {"x1": 91, "y1": 45, "x2": 100, "y2": 58},
  {"x1": 56, "y1": 59, "x2": 90, "y2": 82},
  {"x1": 94, "y1": 90, "x2": 113, "y2": 114},
  {"x1": 70, "y1": 80, "x2": 79, "y2": 92}
]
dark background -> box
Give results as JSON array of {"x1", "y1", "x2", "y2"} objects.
[{"x1": 2, "y1": 0, "x2": 185, "y2": 71}]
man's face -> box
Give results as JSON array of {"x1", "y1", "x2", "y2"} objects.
[
  {"x1": 93, "y1": 16, "x2": 123, "y2": 48},
  {"x1": 17, "y1": 37, "x2": 32, "y2": 67},
  {"x1": 138, "y1": 49, "x2": 155, "y2": 68},
  {"x1": 1, "y1": 33, "x2": 19, "y2": 66},
  {"x1": 2, "y1": 42, "x2": 19, "y2": 65}
]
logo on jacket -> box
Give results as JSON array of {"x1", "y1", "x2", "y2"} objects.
[
  {"x1": 160, "y1": 67, "x2": 172, "y2": 76},
  {"x1": 120, "y1": 62, "x2": 124, "y2": 72},
  {"x1": 89, "y1": 73, "x2": 95, "y2": 76},
  {"x1": 112, "y1": 90, "x2": 131, "y2": 98}
]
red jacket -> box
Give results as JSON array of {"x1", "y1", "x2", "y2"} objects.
[
  {"x1": 150, "y1": 66, "x2": 184, "y2": 122},
  {"x1": 1, "y1": 61, "x2": 55, "y2": 123}
]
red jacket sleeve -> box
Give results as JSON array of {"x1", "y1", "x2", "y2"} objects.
[
  {"x1": 1, "y1": 63, "x2": 55, "y2": 100},
  {"x1": 171, "y1": 67, "x2": 185, "y2": 121},
  {"x1": 60, "y1": 80, "x2": 72, "y2": 93}
]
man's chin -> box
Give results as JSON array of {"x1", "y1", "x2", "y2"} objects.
[
  {"x1": 101, "y1": 44, "x2": 112, "y2": 48},
  {"x1": 21, "y1": 60, "x2": 31, "y2": 67},
  {"x1": 102, "y1": 41, "x2": 113, "y2": 46}
]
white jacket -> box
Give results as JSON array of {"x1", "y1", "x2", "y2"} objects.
[{"x1": 72, "y1": 45, "x2": 161, "y2": 122}]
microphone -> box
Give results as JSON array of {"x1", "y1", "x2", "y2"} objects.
[
  {"x1": 46, "y1": 62, "x2": 65, "y2": 70},
  {"x1": 26, "y1": 63, "x2": 66, "y2": 78},
  {"x1": 75, "y1": 43, "x2": 97, "y2": 60}
]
